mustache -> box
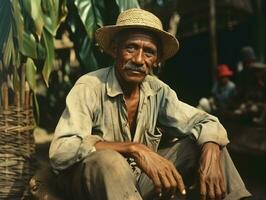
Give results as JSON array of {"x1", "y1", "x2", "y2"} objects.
[{"x1": 124, "y1": 62, "x2": 147, "y2": 74}]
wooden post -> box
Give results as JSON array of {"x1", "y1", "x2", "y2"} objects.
[
  {"x1": 209, "y1": 0, "x2": 218, "y2": 83},
  {"x1": 254, "y1": 0, "x2": 265, "y2": 62}
]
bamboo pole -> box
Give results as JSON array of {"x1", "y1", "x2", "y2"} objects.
[
  {"x1": 2, "y1": 82, "x2": 9, "y2": 110},
  {"x1": 25, "y1": 82, "x2": 30, "y2": 109},
  {"x1": 20, "y1": 63, "x2": 26, "y2": 107},
  {"x1": 0, "y1": 60, "x2": 4, "y2": 108},
  {"x1": 209, "y1": 0, "x2": 218, "y2": 83}
]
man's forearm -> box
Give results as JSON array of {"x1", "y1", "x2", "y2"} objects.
[{"x1": 95, "y1": 141, "x2": 144, "y2": 157}]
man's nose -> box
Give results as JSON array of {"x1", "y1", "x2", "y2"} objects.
[{"x1": 132, "y1": 49, "x2": 144, "y2": 65}]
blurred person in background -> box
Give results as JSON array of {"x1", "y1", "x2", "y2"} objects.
[
  {"x1": 234, "y1": 46, "x2": 266, "y2": 125},
  {"x1": 234, "y1": 62, "x2": 266, "y2": 125},
  {"x1": 198, "y1": 64, "x2": 236, "y2": 114}
]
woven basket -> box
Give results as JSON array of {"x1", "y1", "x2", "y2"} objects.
[{"x1": 0, "y1": 83, "x2": 36, "y2": 199}]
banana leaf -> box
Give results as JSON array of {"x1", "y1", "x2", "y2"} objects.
[
  {"x1": 41, "y1": 0, "x2": 60, "y2": 36},
  {"x1": 25, "y1": 58, "x2": 37, "y2": 91},
  {"x1": 22, "y1": 0, "x2": 44, "y2": 38},
  {"x1": 115, "y1": 0, "x2": 140, "y2": 12},
  {"x1": 68, "y1": 0, "x2": 139, "y2": 72},
  {"x1": 42, "y1": 28, "x2": 55, "y2": 86},
  {"x1": 0, "y1": 0, "x2": 12, "y2": 54},
  {"x1": 74, "y1": 0, "x2": 104, "y2": 39},
  {"x1": 2, "y1": 27, "x2": 14, "y2": 68},
  {"x1": 20, "y1": 33, "x2": 38, "y2": 59},
  {"x1": 0, "y1": 1, "x2": 20, "y2": 68},
  {"x1": 77, "y1": 36, "x2": 97, "y2": 72}
]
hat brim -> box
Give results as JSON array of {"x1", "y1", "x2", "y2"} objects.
[{"x1": 95, "y1": 24, "x2": 179, "y2": 61}]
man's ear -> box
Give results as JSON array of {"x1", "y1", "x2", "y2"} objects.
[
  {"x1": 153, "y1": 62, "x2": 161, "y2": 69},
  {"x1": 109, "y1": 42, "x2": 117, "y2": 58}
]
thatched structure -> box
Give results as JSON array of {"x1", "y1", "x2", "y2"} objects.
[{"x1": 143, "y1": 0, "x2": 253, "y2": 37}]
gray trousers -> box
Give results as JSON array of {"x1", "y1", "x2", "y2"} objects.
[{"x1": 56, "y1": 138, "x2": 251, "y2": 200}]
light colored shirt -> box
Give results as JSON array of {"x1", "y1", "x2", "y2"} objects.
[{"x1": 49, "y1": 67, "x2": 229, "y2": 171}]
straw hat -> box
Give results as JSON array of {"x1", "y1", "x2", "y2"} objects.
[
  {"x1": 95, "y1": 8, "x2": 179, "y2": 61},
  {"x1": 217, "y1": 64, "x2": 233, "y2": 77}
]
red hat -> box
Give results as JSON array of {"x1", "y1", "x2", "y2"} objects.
[{"x1": 217, "y1": 64, "x2": 233, "y2": 77}]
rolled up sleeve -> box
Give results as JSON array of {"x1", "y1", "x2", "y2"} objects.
[
  {"x1": 158, "y1": 86, "x2": 229, "y2": 147},
  {"x1": 49, "y1": 83, "x2": 103, "y2": 171}
]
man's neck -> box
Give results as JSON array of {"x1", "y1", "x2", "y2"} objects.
[
  {"x1": 120, "y1": 82, "x2": 140, "y2": 99},
  {"x1": 115, "y1": 70, "x2": 141, "y2": 98}
]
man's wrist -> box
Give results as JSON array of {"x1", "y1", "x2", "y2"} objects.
[
  {"x1": 128, "y1": 143, "x2": 147, "y2": 158},
  {"x1": 201, "y1": 142, "x2": 221, "y2": 156}
]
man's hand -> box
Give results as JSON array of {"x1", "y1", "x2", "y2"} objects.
[
  {"x1": 199, "y1": 142, "x2": 226, "y2": 200},
  {"x1": 130, "y1": 143, "x2": 186, "y2": 199}
]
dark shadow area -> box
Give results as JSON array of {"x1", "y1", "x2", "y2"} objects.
[
  {"x1": 229, "y1": 148, "x2": 266, "y2": 200},
  {"x1": 160, "y1": 23, "x2": 252, "y2": 106}
]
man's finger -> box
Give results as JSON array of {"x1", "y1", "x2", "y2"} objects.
[
  {"x1": 219, "y1": 179, "x2": 226, "y2": 198},
  {"x1": 152, "y1": 173, "x2": 162, "y2": 195},
  {"x1": 172, "y1": 169, "x2": 186, "y2": 195},
  {"x1": 166, "y1": 171, "x2": 177, "y2": 197},
  {"x1": 214, "y1": 183, "x2": 222, "y2": 200},
  {"x1": 159, "y1": 173, "x2": 171, "y2": 194},
  {"x1": 200, "y1": 181, "x2": 206, "y2": 200},
  {"x1": 207, "y1": 183, "x2": 215, "y2": 200}
]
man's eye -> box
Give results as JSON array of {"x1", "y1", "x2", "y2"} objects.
[
  {"x1": 125, "y1": 45, "x2": 136, "y2": 52},
  {"x1": 144, "y1": 49, "x2": 156, "y2": 57}
]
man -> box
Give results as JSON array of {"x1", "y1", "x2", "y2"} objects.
[
  {"x1": 235, "y1": 46, "x2": 257, "y2": 104},
  {"x1": 49, "y1": 8, "x2": 251, "y2": 200},
  {"x1": 197, "y1": 65, "x2": 236, "y2": 114}
]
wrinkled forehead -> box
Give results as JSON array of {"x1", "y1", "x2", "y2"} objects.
[{"x1": 113, "y1": 28, "x2": 161, "y2": 48}]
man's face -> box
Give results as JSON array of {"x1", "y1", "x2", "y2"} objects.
[
  {"x1": 219, "y1": 76, "x2": 230, "y2": 86},
  {"x1": 113, "y1": 31, "x2": 159, "y2": 85}
]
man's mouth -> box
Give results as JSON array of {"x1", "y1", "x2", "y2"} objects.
[
  {"x1": 126, "y1": 69, "x2": 146, "y2": 76},
  {"x1": 127, "y1": 69, "x2": 143, "y2": 73},
  {"x1": 124, "y1": 63, "x2": 146, "y2": 74}
]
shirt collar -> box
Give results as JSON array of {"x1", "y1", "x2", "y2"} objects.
[
  {"x1": 106, "y1": 66, "x2": 158, "y2": 98},
  {"x1": 106, "y1": 67, "x2": 123, "y2": 97}
]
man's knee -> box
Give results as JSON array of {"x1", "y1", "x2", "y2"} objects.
[
  {"x1": 82, "y1": 149, "x2": 134, "y2": 181},
  {"x1": 84, "y1": 149, "x2": 125, "y2": 170}
]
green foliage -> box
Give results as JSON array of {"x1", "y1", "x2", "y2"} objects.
[
  {"x1": 25, "y1": 58, "x2": 37, "y2": 91},
  {"x1": 66, "y1": 0, "x2": 139, "y2": 72},
  {"x1": 0, "y1": 0, "x2": 139, "y2": 123},
  {"x1": 0, "y1": 1, "x2": 11, "y2": 53},
  {"x1": 115, "y1": 0, "x2": 140, "y2": 12},
  {"x1": 42, "y1": 28, "x2": 55, "y2": 86},
  {"x1": 0, "y1": 0, "x2": 139, "y2": 89},
  {"x1": 75, "y1": 0, "x2": 104, "y2": 38},
  {"x1": 0, "y1": 0, "x2": 67, "y2": 92}
]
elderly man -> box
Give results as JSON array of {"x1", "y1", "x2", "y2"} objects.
[{"x1": 49, "y1": 8, "x2": 251, "y2": 200}]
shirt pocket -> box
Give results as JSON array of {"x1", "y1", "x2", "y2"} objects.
[{"x1": 143, "y1": 129, "x2": 162, "y2": 151}]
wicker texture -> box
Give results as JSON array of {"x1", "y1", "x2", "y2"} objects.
[{"x1": 0, "y1": 83, "x2": 35, "y2": 199}]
